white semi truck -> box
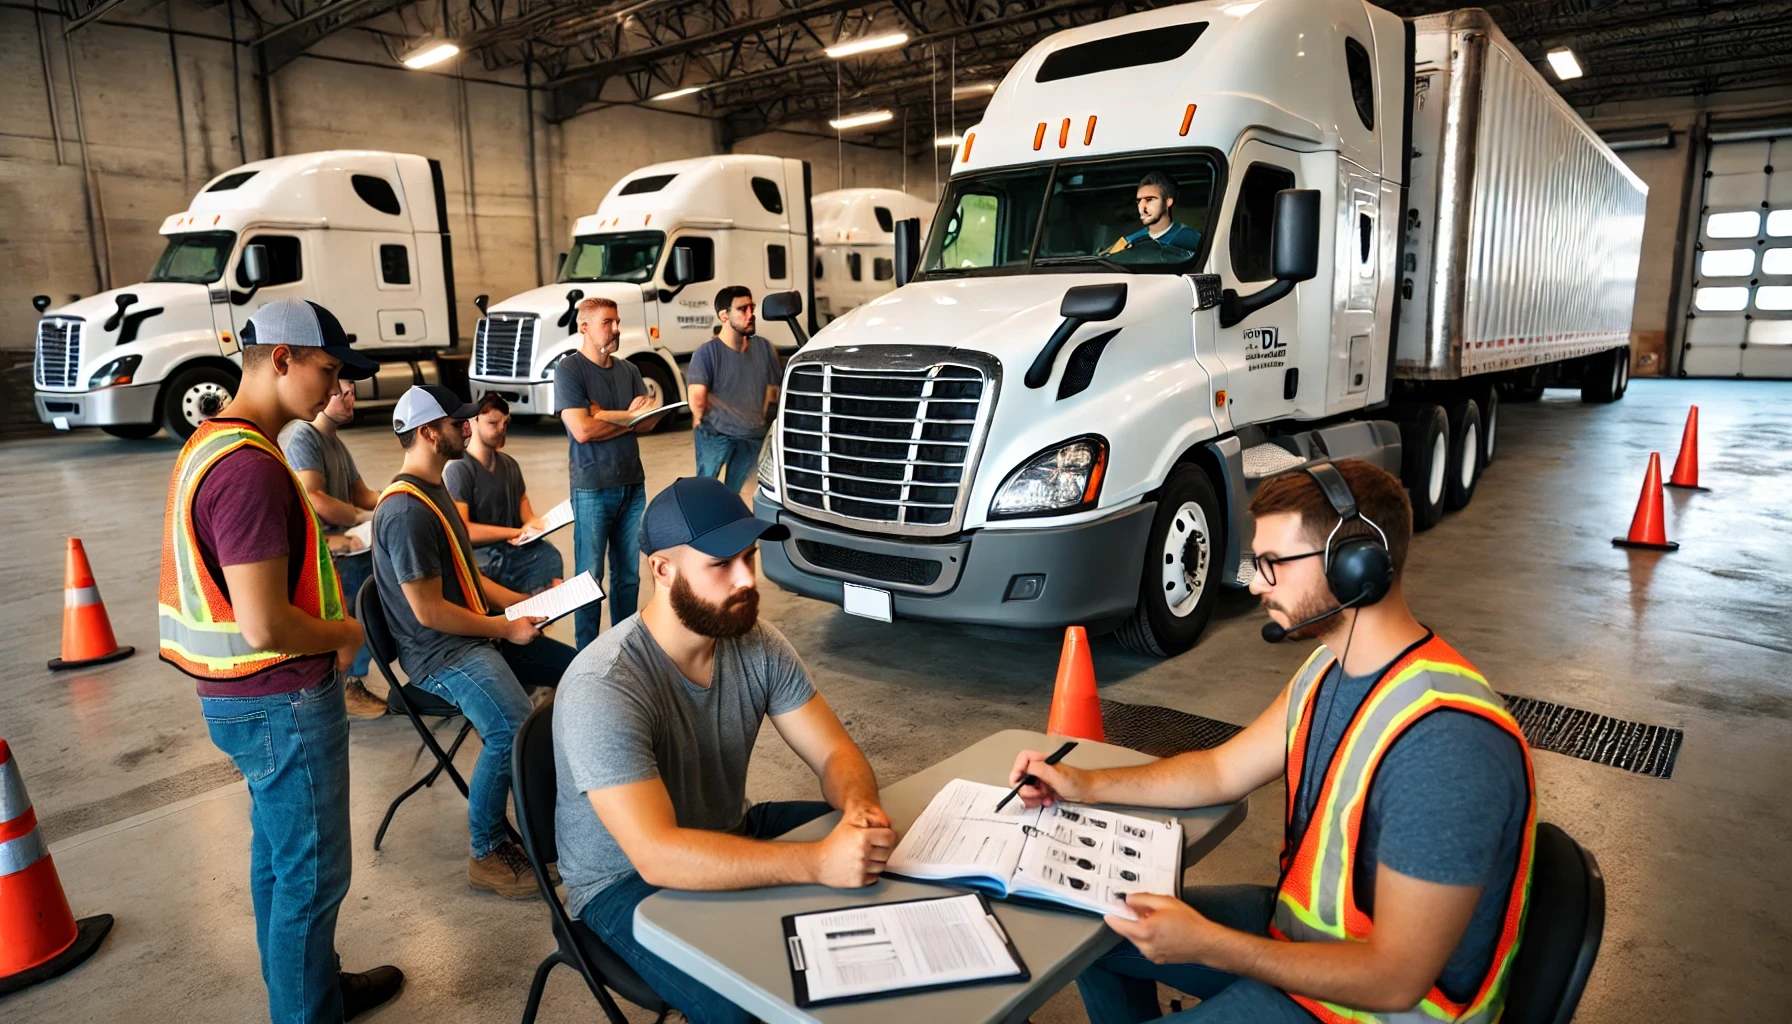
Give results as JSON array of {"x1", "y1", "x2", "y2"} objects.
[
  {"x1": 752, "y1": 0, "x2": 1646, "y2": 656},
  {"x1": 31, "y1": 150, "x2": 458, "y2": 440},
  {"x1": 812, "y1": 188, "x2": 937, "y2": 325}
]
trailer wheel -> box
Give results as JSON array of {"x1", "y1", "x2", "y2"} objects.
[
  {"x1": 162, "y1": 364, "x2": 239, "y2": 441},
  {"x1": 1580, "y1": 347, "x2": 1624, "y2": 404},
  {"x1": 1478, "y1": 384, "x2": 1500, "y2": 468},
  {"x1": 1116, "y1": 465, "x2": 1225, "y2": 658},
  {"x1": 1399, "y1": 404, "x2": 1449, "y2": 532},
  {"x1": 633, "y1": 357, "x2": 680, "y2": 433},
  {"x1": 1614, "y1": 347, "x2": 1631, "y2": 400},
  {"x1": 1504, "y1": 366, "x2": 1545, "y2": 403},
  {"x1": 102, "y1": 423, "x2": 161, "y2": 440},
  {"x1": 1444, "y1": 397, "x2": 1481, "y2": 511}
]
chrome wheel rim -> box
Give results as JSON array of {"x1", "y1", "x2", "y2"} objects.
[
  {"x1": 182, "y1": 381, "x2": 232, "y2": 428},
  {"x1": 1459, "y1": 422, "x2": 1478, "y2": 489},
  {"x1": 1161, "y1": 501, "x2": 1211, "y2": 618},
  {"x1": 1428, "y1": 432, "x2": 1447, "y2": 507}
]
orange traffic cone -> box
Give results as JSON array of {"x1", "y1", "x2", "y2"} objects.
[
  {"x1": 1046, "y1": 626, "x2": 1105, "y2": 742},
  {"x1": 0, "y1": 739, "x2": 113, "y2": 996},
  {"x1": 1665, "y1": 406, "x2": 1709, "y2": 491},
  {"x1": 1612, "y1": 453, "x2": 1679, "y2": 552},
  {"x1": 48, "y1": 539, "x2": 134, "y2": 671}
]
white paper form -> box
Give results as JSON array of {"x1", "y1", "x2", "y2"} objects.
[
  {"x1": 886, "y1": 779, "x2": 1041, "y2": 885},
  {"x1": 504, "y1": 570, "x2": 603, "y2": 624},
  {"x1": 511, "y1": 499, "x2": 574, "y2": 546},
  {"x1": 335, "y1": 521, "x2": 374, "y2": 556},
  {"x1": 1011, "y1": 803, "x2": 1181, "y2": 921},
  {"x1": 788, "y1": 894, "x2": 1020, "y2": 1004},
  {"x1": 624, "y1": 401, "x2": 687, "y2": 428}
]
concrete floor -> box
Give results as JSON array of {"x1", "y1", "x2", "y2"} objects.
[{"x1": 2, "y1": 378, "x2": 1788, "y2": 1022}]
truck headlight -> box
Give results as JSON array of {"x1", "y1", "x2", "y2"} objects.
[
  {"x1": 88, "y1": 355, "x2": 142, "y2": 389},
  {"x1": 542, "y1": 352, "x2": 569, "y2": 380},
  {"x1": 757, "y1": 436, "x2": 780, "y2": 497},
  {"x1": 990, "y1": 436, "x2": 1107, "y2": 518}
]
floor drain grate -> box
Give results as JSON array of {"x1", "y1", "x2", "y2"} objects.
[{"x1": 1100, "y1": 695, "x2": 1682, "y2": 780}]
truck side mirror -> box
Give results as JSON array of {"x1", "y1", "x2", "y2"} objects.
[
  {"x1": 761, "y1": 290, "x2": 808, "y2": 348},
  {"x1": 666, "y1": 246, "x2": 694, "y2": 287},
  {"x1": 894, "y1": 218, "x2": 922, "y2": 287},
  {"x1": 474, "y1": 294, "x2": 489, "y2": 316},
  {"x1": 1026, "y1": 283, "x2": 1128, "y2": 389},
  {"x1": 33, "y1": 295, "x2": 52, "y2": 313},
  {"x1": 1219, "y1": 189, "x2": 1320, "y2": 328},
  {"x1": 243, "y1": 244, "x2": 268, "y2": 287}
]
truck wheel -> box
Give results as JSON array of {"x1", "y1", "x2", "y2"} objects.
[
  {"x1": 1614, "y1": 347, "x2": 1631, "y2": 400},
  {"x1": 1504, "y1": 366, "x2": 1545, "y2": 403},
  {"x1": 1444, "y1": 398, "x2": 1481, "y2": 511},
  {"x1": 1399, "y1": 404, "x2": 1448, "y2": 532},
  {"x1": 1116, "y1": 466, "x2": 1225, "y2": 658},
  {"x1": 1580, "y1": 348, "x2": 1623, "y2": 404},
  {"x1": 162, "y1": 365, "x2": 238, "y2": 441},
  {"x1": 1478, "y1": 385, "x2": 1500, "y2": 468},
  {"x1": 102, "y1": 423, "x2": 161, "y2": 440},
  {"x1": 633, "y1": 357, "x2": 680, "y2": 433}
]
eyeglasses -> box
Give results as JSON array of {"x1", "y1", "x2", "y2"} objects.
[{"x1": 1251, "y1": 549, "x2": 1324, "y2": 586}]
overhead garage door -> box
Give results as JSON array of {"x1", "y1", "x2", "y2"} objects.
[{"x1": 1683, "y1": 132, "x2": 1792, "y2": 379}]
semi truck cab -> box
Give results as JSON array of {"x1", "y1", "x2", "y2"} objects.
[{"x1": 812, "y1": 188, "x2": 937, "y2": 324}]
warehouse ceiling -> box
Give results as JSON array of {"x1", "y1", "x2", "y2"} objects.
[{"x1": 62, "y1": 0, "x2": 1792, "y2": 141}]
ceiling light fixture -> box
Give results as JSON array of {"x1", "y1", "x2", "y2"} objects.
[
  {"x1": 936, "y1": 135, "x2": 964, "y2": 148},
  {"x1": 652, "y1": 86, "x2": 704, "y2": 101},
  {"x1": 825, "y1": 32, "x2": 909, "y2": 59},
  {"x1": 400, "y1": 40, "x2": 460, "y2": 69},
  {"x1": 830, "y1": 109, "x2": 894, "y2": 130},
  {"x1": 1546, "y1": 47, "x2": 1583, "y2": 80},
  {"x1": 952, "y1": 82, "x2": 996, "y2": 98}
]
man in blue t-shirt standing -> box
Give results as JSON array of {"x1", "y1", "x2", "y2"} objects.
[
  {"x1": 688, "y1": 285, "x2": 782, "y2": 493},
  {"x1": 1109, "y1": 170, "x2": 1203, "y2": 256}
]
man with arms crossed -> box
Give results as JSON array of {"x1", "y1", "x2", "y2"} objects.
[
  {"x1": 555, "y1": 297, "x2": 666, "y2": 648},
  {"x1": 279, "y1": 376, "x2": 389, "y2": 718},
  {"x1": 1013, "y1": 460, "x2": 1534, "y2": 1024},
  {"x1": 374, "y1": 385, "x2": 578, "y2": 897},
  {"x1": 689, "y1": 285, "x2": 782, "y2": 493},
  {"x1": 159, "y1": 298, "x2": 401, "y2": 1022},
  {"x1": 555, "y1": 477, "x2": 893, "y2": 1024},
  {"x1": 445, "y1": 392, "x2": 564, "y2": 595}
]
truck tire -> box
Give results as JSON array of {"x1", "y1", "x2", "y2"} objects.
[
  {"x1": 102, "y1": 423, "x2": 161, "y2": 440},
  {"x1": 1399, "y1": 404, "x2": 1448, "y2": 532},
  {"x1": 1115, "y1": 465, "x2": 1226, "y2": 658},
  {"x1": 1444, "y1": 397, "x2": 1481, "y2": 511},
  {"x1": 1580, "y1": 347, "x2": 1625, "y2": 404},
  {"x1": 161, "y1": 364, "x2": 239, "y2": 441},
  {"x1": 1478, "y1": 384, "x2": 1500, "y2": 468},
  {"x1": 633, "y1": 356, "x2": 680, "y2": 433},
  {"x1": 1504, "y1": 366, "x2": 1545, "y2": 403}
]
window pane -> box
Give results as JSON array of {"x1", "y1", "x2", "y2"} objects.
[
  {"x1": 561, "y1": 231, "x2": 665, "y2": 283},
  {"x1": 1762, "y1": 248, "x2": 1792, "y2": 275},
  {"x1": 750, "y1": 177, "x2": 784, "y2": 214},
  {"x1": 149, "y1": 230, "x2": 235, "y2": 284},
  {"x1": 848, "y1": 252, "x2": 864, "y2": 281},
  {"x1": 1231, "y1": 163, "x2": 1297, "y2": 282},
  {"x1": 619, "y1": 174, "x2": 675, "y2": 196},
  {"x1": 1701, "y1": 249, "x2": 1755, "y2": 277},
  {"x1": 874, "y1": 257, "x2": 894, "y2": 281},
  {"x1": 1695, "y1": 286, "x2": 1750, "y2": 311},
  {"x1": 1755, "y1": 285, "x2": 1792, "y2": 310},
  {"x1": 767, "y1": 244, "x2": 788, "y2": 280},
  {"x1": 1767, "y1": 209, "x2": 1792, "y2": 236},
  {"x1": 379, "y1": 244, "x2": 411, "y2": 285},
  {"x1": 238, "y1": 235, "x2": 302, "y2": 287},
  {"x1": 351, "y1": 175, "x2": 402, "y2": 216},
  {"x1": 1345, "y1": 38, "x2": 1374, "y2": 131},
  {"x1": 1706, "y1": 211, "x2": 1760, "y2": 238},
  {"x1": 1750, "y1": 320, "x2": 1792, "y2": 345},
  {"x1": 874, "y1": 207, "x2": 894, "y2": 232}
]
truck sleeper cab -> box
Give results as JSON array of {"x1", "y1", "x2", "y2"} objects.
[{"x1": 811, "y1": 188, "x2": 937, "y2": 324}]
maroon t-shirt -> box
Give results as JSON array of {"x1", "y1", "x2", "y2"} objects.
[{"x1": 189, "y1": 442, "x2": 333, "y2": 697}]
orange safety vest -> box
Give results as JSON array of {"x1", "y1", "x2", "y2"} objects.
[
  {"x1": 158, "y1": 418, "x2": 344, "y2": 679},
  {"x1": 376, "y1": 479, "x2": 490, "y2": 615},
  {"x1": 1269, "y1": 635, "x2": 1537, "y2": 1024}
]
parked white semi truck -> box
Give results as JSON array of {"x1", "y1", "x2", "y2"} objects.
[
  {"x1": 467, "y1": 155, "x2": 814, "y2": 418},
  {"x1": 812, "y1": 188, "x2": 937, "y2": 325},
  {"x1": 752, "y1": 0, "x2": 1646, "y2": 656},
  {"x1": 31, "y1": 150, "x2": 458, "y2": 440}
]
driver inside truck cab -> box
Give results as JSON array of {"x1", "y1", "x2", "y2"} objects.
[{"x1": 1108, "y1": 171, "x2": 1203, "y2": 255}]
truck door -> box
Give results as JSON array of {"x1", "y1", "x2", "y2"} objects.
[
  {"x1": 227, "y1": 231, "x2": 309, "y2": 342},
  {"x1": 1211, "y1": 144, "x2": 1306, "y2": 422},
  {"x1": 661, "y1": 232, "x2": 718, "y2": 356}
]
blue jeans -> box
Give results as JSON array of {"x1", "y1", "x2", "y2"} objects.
[
  {"x1": 200, "y1": 674, "x2": 352, "y2": 1024},
  {"x1": 1077, "y1": 885, "x2": 1317, "y2": 1023},
  {"x1": 693, "y1": 427, "x2": 766, "y2": 493},
  {"x1": 335, "y1": 553, "x2": 373, "y2": 679},
  {"x1": 414, "y1": 639, "x2": 576, "y2": 857},
  {"x1": 474, "y1": 540, "x2": 565, "y2": 595},
  {"x1": 577, "y1": 801, "x2": 833, "y2": 1024},
  {"x1": 572, "y1": 485, "x2": 643, "y2": 649}
]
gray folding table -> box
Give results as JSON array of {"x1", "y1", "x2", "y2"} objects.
[{"x1": 634, "y1": 727, "x2": 1248, "y2": 1024}]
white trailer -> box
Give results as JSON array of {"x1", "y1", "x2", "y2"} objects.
[
  {"x1": 467, "y1": 155, "x2": 813, "y2": 418},
  {"x1": 752, "y1": 0, "x2": 1645, "y2": 656},
  {"x1": 812, "y1": 188, "x2": 936, "y2": 324},
  {"x1": 31, "y1": 150, "x2": 458, "y2": 439}
]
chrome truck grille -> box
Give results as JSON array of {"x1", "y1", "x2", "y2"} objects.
[
  {"x1": 34, "y1": 318, "x2": 83, "y2": 389},
  {"x1": 778, "y1": 349, "x2": 999, "y2": 537},
  {"x1": 473, "y1": 314, "x2": 538, "y2": 378}
]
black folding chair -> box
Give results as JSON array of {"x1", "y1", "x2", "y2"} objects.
[
  {"x1": 512, "y1": 702, "x2": 669, "y2": 1024},
  {"x1": 356, "y1": 578, "x2": 477, "y2": 851},
  {"x1": 1503, "y1": 821, "x2": 1606, "y2": 1024}
]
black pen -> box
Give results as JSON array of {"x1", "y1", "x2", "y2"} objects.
[{"x1": 995, "y1": 741, "x2": 1079, "y2": 812}]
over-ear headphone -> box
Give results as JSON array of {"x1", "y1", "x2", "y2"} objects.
[{"x1": 1303, "y1": 462, "x2": 1394, "y2": 608}]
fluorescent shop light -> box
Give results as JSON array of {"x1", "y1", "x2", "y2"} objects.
[
  {"x1": 825, "y1": 33, "x2": 909, "y2": 59},
  {"x1": 936, "y1": 135, "x2": 964, "y2": 148},
  {"x1": 1547, "y1": 48, "x2": 1583, "y2": 81},
  {"x1": 830, "y1": 110, "x2": 895, "y2": 130},
  {"x1": 401, "y1": 41, "x2": 460, "y2": 69},
  {"x1": 652, "y1": 86, "x2": 703, "y2": 100}
]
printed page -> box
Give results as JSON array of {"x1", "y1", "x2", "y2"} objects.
[
  {"x1": 1010, "y1": 804, "x2": 1182, "y2": 920},
  {"x1": 789, "y1": 894, "x2": 1020, "y2": 1004},
  {"x1": 886, "y1": 778, "x2": 1041, "y2": 888},
  {"x1": 336, "y1": 521, "x2": 374, "y2": 556},
  {"x1": 624, "y1": 400, "x2": 688, "y2": 428},
  {"x1": 512, "y1": 499, "x2": 574, "y2": 546},
  {"x1": 503, "y1": 570, "x2": 603, "y2": 624}
]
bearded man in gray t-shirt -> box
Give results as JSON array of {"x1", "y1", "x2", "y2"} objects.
[{"x1": 553, "y1": 477, "x2": 891, "y2": 1024}]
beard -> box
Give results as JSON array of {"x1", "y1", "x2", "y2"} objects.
[
  {"x1": 434, "y1": 430, "x2": 466, "y2": 460},
  {"x1": 670, "y1": 574, "x2": 759, "y2": 639},
  {"x1": 1263, "y1": 589, "x2": 1341, "y2": 642}
]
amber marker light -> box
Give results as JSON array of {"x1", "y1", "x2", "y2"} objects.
[
  {"x1": 1180, "y1": 104, "x2": 1197, "y2": 136},
  {"x1": 1084, "y1": 116, "x2": 1097, "y2": 145}
]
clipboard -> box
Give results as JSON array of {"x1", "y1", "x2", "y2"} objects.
[{"x1": 781, "y1": 891, "x2": 1029, "y2": 1009}]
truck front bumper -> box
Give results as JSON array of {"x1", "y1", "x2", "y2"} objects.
[
  {"x1": 470, "y1": 378, "x2": 554, "y2": 416},
  {"x1": 754, "y1": 493, "x2": 1155, "y2": 633},
  {"x1": 35, "y1": 385, "x2": 160, "y2": 428}
]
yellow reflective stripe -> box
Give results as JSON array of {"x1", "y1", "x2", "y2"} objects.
[
  {"x1": 170, "y1": 429, "x2": 259, "y2": 624},
  {"x1": 378, "y1": 481, "x2": 489, "y2": 615},
  {"x1": 1285, "y1": 645, "x2": 1336, "y2": 746}
]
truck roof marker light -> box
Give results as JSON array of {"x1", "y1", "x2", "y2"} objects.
[
  {"x1": 1059, "y1": 118, "x2": 1071, "y2": 149},
  {"x1": 1180, "y1": 104, "x2": 1197, "y2": 136},
  {"x1": 1034, "y1": 123, "x2": 1047, "y2": 151},
  {"x1": 644, "y1": 214, "x2": 652, "y2": 225},
  {"x1": 1546, "y1": 48, "x2": 1583, "y2": 81},
  {"x1": 963, "y1": 133, "x2": 976, "y2": 162},
  {"x1": 1084, "y1": 116, "x2": 1097, "y2": 146}
]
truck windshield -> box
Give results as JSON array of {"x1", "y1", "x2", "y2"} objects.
[
  {"x1": 562, "y1": 231, "x2": 665, "y2": 283},
  {"x1": 921, "y1": 154, "x2": 1218, "y2": 277},
  {"x1": 148, "y1": 230, "x2": 236, "y2": 284}
]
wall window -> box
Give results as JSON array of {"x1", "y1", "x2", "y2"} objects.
[
  {"x1": 874, "y1": 257, "x2": 895, "y2": 281},
  {"x1": 767, "y1": 244, "x2": 788, "y2": 280},
  {"x1": 1345, "y1": 39, "x2": 1374, "y2": 131},
  {"x1": 847, "y1": 252, "x2": 864, "y2": 281},
  {"x1": 671, "y1": 236, "x2": 716, "y2": 284},
  {"x1": 1700, "y1": 249, "x2": 1755, "y2": 277},
  {"x1": 1755, "y1": 285, "x2": 1792, "y2": 310},
  {"x1": 1705, "y1": 211, "x2": 1760, "y2": 238},
  {"x1": 1767, "y1": 209, "x2": 1792, "y2": 236},
  {"x1": 352, "y1": 175, "x2": 402, "y2": 216},
  {"x1": 380, "y1": 244, "x2": 412, "y2": 285},
  {"x1": 1230, "y1": 163, "x2": 1296, "y2": 283},
  {"x1": 1761, "y1": 248, "x2": 1792, "y2": 275},
  {"x1": 1694, "y1": 286, "x2": 1749, "y2": 311},
  {"x1": 237, "y1": 235, "x2": 303, "y2": 287},
  {"x1": 751, "y1": 177, "x2": 785, "y2": 214}
]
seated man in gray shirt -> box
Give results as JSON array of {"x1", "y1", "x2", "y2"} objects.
[
  {"x1": 444, "y1": 393, "x2": 564, "y2": 595},
  {"x1": 554, "y1": 477, "x2": 894, "y2": 1024}
]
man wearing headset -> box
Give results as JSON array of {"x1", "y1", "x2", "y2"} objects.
[{"x1": 1013, "y1": 460, "x2": 1535, "y2": 1023}]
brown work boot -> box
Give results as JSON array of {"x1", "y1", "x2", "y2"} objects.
[
  {"x1": 469, "y1": 840, "x2": 541, "y2": 899},
  {"x1": 343, "y1": 677, "x2": 389, "y2": 719}
]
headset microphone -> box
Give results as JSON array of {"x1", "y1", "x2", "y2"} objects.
[{"x1": 1260, "y1": 590, "x2": 1372, "y2": 644}]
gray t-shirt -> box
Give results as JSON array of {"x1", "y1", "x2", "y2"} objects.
[
  {"x1": 372, "y1": 474, "x2": 489, "y2": 683},
  {"x1": 688, "y1": 335, "x2": 782, "y2": 439},
  {"x1": 444, "y1": 451, "x2": 526, "y2": 545},
  {"x1": 1291, "y1": 653, "x2": 1529, "y2": 1005},
  {"x1": 553, "y1": 350, "x2": 646, "y2": 491},
  {"x1": 553, "y1": 615, "x2": 817, "y2": 916},
  {"x1": 278, "y1": 420, "x2": 360, "y2": 530}
]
